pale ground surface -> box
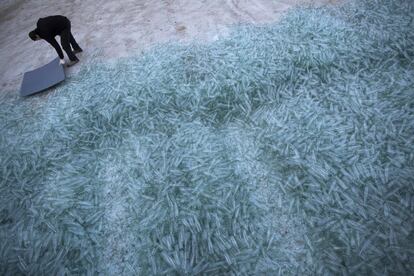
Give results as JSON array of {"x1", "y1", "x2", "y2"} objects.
[{"x1": 1, "y1": 0, "x2": 339, "y2": 94}]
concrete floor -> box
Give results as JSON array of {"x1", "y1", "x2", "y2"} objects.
[{"x1": 0, "y1": 0, "x2": 339, "y2": 95}]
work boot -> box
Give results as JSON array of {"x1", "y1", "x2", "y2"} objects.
[
  {"x1": 73, "y1": 48, "x2": 83, "y2": 54},
  {"x1": 67, "y1": 57, "x2": 79, "y2": 67}
]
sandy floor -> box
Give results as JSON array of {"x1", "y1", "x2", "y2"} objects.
[{"x1": 0, "y1": 0, "x2": 339, "y2": 94}]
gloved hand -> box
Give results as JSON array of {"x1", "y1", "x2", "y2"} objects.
[{"x1": 59, "y1": 59, "x2": 65, "y2": 65}]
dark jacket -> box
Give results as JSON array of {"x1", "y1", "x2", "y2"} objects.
[{"x1": 36, "y1": 15, "x2": 70, "y2": 59}]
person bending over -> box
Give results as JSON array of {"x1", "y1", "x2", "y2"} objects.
[{"x1": 29, "y1": 15, "x2": 83, "y2": 67}]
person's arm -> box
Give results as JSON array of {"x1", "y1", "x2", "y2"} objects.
[{"x1": 44, "y1": 37, "x2": 64, "y2": 62}]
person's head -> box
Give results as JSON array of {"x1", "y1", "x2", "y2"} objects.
[{"x1": 29, "y1": 29, "x2": 41, "y2": 41}]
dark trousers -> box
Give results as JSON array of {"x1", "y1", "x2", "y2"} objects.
[{"x1": 60, "y1": 20, "x2": 81, "y2": 61}]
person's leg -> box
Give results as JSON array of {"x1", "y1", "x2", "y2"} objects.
[
  {"x1": 60, "y1": 28, "x2": 78, "y2": 62},
  {"x1": 70, "y1": 32, "x2": 83, "y2": 53}
]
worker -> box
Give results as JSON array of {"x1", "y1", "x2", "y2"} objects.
[{"x1": 29, "y1": 15, "x2": 83, "y2": 67}]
